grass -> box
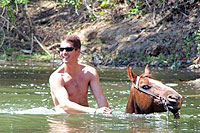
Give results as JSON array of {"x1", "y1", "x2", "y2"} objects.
[{"x1": 0, "y1": 53, "x2": 53, "y2": 62}]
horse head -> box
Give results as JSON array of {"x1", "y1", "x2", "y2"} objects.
[{"x1": 126, "y1": 65, "x2": 182, "y2": 119}]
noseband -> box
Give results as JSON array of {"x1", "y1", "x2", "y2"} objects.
[{"x1": 135, "y1": 76, "x2": 168, "y2": 111}]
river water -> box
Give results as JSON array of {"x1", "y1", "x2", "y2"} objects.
[{"x1": 0, "y1": 62, "x2": 200, "y2": 132}]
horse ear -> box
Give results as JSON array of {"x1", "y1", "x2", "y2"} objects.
[
  {"x1": 127, "y1": 66, "x2": 137, "y2": 82},
  {"x1": 144, "y1": 65, "x2": 151, "y2": 75}
]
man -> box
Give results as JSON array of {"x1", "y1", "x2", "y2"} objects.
[{"x1": 49, "y1": 34, "x2": 112, "y2": 114}]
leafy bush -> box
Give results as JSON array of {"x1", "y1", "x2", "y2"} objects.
[
  {"x1": 195, "y1": 28, "x2": 200, "y2": 55},
  {"x1": 0, "y1": 0, "x2": 29, "y2": 8},
  {"x1": 54, "y1": 0, "x2": 81, "y2": 8}
]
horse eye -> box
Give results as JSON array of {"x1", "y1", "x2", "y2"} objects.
[{"x1": 142, "y1": 85, "x2": 151, "y2": 90}]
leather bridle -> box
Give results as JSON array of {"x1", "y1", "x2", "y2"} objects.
[{"x1": 134, "y1": 76, "x2": 168, "y2": 111}]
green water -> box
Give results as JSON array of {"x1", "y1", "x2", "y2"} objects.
[{"x1": 0, "y1": 62, "x2": 200, "y2": 133}]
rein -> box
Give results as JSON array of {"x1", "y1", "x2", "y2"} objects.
[{"x1": 135, "y1": 76, "x2": 168, "y2": 111}]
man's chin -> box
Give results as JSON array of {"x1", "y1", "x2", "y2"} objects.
[{"x1": 62, "y1": 59, "x2": 69, "y2": 63}]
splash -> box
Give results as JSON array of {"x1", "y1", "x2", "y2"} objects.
[{"x1": 0, "y1": 107, "x2": 59, "y2": 115}]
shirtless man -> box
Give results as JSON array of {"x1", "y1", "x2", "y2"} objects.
[{"x1": 49, "y1": 34, "x2": 112, "y2": 114}]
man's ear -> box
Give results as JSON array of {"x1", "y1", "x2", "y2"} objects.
[{"x1": 76, "y1": 49, "x2": 81, "y2": 55}]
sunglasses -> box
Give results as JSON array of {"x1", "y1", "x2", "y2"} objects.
[{"x1": 59, "y1": 47, "x2": 76, "y2": 52}]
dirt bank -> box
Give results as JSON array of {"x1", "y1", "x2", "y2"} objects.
[{"x1": 1, "y1": 1, "x2": 200, "y2": 69}]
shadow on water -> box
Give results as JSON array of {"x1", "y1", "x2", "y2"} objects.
[{"x1": 0, "y1": 62, "x2": 200, "y2": 132}]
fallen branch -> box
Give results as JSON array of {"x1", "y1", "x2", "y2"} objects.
[
  {"x1": 153, "y1": 7, "x2": 156, "y2": 26},
  {"x1": 47, "y1": 43, "x2": 60, "y2": 50},
  {"x1": 145, "y1": 0, "x2": 151, "y2": 9},
  {"x1": 33, "y1": 36, "x2": 51, "y2": 56},
  {"x1": 0, "y1": 29, "x2": 5, "y2": 48},
  {"x1": 34, "y1": 12, "x2": 69, "y2": 24},
  {"x1": 13, "y1": 26, "x2": 31, "y2": 41},
  {"x1": 153, "y1": 10, "x2": 172, "y2": 27},
  {"x1": 82, "y1": 0, "x2": 98, "y2": 18}
]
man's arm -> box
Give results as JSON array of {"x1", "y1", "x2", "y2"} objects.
[
  {"x1": 89, "y1": 67, "x2": 110, "y2": 108},
  {"x1": 49, "y1": 73, "x2": 97, "y2": 114}
]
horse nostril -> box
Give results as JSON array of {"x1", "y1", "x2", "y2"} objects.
[{"x1": 167, "y1": 94, "x2": 178, "y2": 103}]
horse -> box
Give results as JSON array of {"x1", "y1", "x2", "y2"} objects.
[{"x1": 126, "y1": 65, "x2": 182, "y2": 119}]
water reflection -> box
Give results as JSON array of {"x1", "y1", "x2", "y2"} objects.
[
  {"x1": 46, "y1": 111, "x2": 180, "y2": 132},
  {"x1": 48, "y1": 115, "x2": 87, "y2": 133}
]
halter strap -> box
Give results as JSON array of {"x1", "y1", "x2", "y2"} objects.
[
  {"x1": 134, "y1": 76, "x2": 168, "y2": 110},
  {"x1": 135, "y1": 76, "x2": 140, "y2": 89}
]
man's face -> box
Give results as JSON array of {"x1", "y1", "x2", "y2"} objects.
[{"x1": 59, "y1": 41, "x2": 79, "y2": 63}]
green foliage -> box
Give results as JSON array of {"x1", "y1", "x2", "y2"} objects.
[
  {"x1": 5, "y1": 48, "x2": 14, "y2": 53},
  {"x1": 104, "y1": 53, "x2": 110, "y2": 61},
  {"x1": 182, "y1": 39, "x2": 191, "y2": 59},
  {"x1": 0, "y1": 53, "x2": 8, "y2": 60},
  {"x1": 126, "y1": 0, "x2": 142, "y2": 19},
  {"x1": 113, "y1": 54, "x2": 120, "y2": 62},
  {"x1": 140, "y1": 53, "x2": 170, "y2": 67},
  {"x1": 15, "y1": 53, "x2": 52, "y2": 61},
  {"x1": 198, "y1": 43, "x2": 200, "y2": 56},
  {"x1": 0, "y1": 0, "x2": 29, "y2": 8},
  {"x1": 32, "y1": 53, "x2": 52, "y2": 61},
  {"x1": 15, "y1": 0, "x2": 29, "y2": 5},
  {"x1": 0, "y1": 0, "x2": 29, "y2": 25},
  {"x1": 157, "y1": 0, "x2": 162, "y2": 5},
  {"x1": 99, "y1": 10, "x2": 105, "y2": 15},
  {"x1": 182, "y1": 28, "x2": 200, "y2": 58},
  {"x1": 100, "y1": 0, "x2": 110, "y2": 8},
  {"x1": 195, "y1": 28, "x2": 200, "y2": 55},
  {"x1": 65, "y1": 30, "x2": 71, "y2": 35},
  {"x1": 0, "y1": 0, "x2": 10, "y2": 7},
  {"x1": 16, "y1": 54, "x2": 27, "y2": 60},
  {"x1": 170, "y1": 54, "x2": 179, "y2": 70},
  {"x1": 124, "y1": 52, "x2": 131, "y2": 60},
  {"x1": 54, "y1": 0, "x2": 82, "y2": 8},
  {"x1": 88, "y1": 13, "x2": 95, "y2": 22},
  {"x1": 7, "y1": 7, "x2": 16, "y2": 25}
]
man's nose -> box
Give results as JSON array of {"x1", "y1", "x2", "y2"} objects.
[{"x1": 63, "y1": 49, "x2": 69, "y2": 53}]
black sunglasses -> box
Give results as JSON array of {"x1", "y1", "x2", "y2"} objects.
[{"x1": 59, "y1": 47, "x2": 76, "y2": 52}]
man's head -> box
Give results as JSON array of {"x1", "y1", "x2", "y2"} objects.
[
  {"x1": 60, "y1": 35, "x2": 81, "y2": 63},
  {"x1": 60, "y1": 35, "x2": 81, "y2": 50}
]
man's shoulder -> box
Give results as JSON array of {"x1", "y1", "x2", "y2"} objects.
[
  {"x1": 80, "y1": 63, "x2": 97, "y2": 72},
  {"x1": 49, "y1": 65, "x2": 64, "y2": 80},
  {"x1": 49, "y1": 71, "x2": 61, "y2": 81}
]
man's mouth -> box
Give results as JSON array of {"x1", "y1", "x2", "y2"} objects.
[{"x1": 62, "y1": 56, "x2": 70, "y2": 62}]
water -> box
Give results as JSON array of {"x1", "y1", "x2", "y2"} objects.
[{"x1": 0, "y1": 62, "x2": 200, "y2": 132}]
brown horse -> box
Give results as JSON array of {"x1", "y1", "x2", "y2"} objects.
[{"x1": 126, "y1": 65, "x2": 182, "y2": 119}]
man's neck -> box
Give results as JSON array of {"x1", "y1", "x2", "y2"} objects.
[{"x1": 63, "y1": 62, "x2": 80, "y2": 76}]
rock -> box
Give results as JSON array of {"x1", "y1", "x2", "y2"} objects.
[
  {"x1": 107, "y1": 42, "x2": 118, "y2": 51},
  {"x1": 130, "y1": 35, "x2": 140, "y2": 41},
  {"x1": 145, "y1": 44, "x2": 162, "y2": 56},
  {"x1": 84, "y1": 29, "x2": 98, "y2": 41},
  {"x1": 187, "y1": 78, "x2": 200, "y2": 89},
  {"x1": 92, "y1": 53, "x2": 103, "y2": 66}
]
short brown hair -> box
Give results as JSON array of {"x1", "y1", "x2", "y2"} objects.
[{"x1": 60, "y1": 34, "x2": 81, "y2": 49}]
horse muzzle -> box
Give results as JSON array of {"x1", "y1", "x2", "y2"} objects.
[{"x1": 166, "y1": 94, "x2": 182, "y2": 119}]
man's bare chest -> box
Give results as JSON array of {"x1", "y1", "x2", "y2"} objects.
[{"x1": 62, "y1": 74, "x2": 90, "y2": 96}]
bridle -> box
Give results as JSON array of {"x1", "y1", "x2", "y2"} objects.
[{"x1": 134, "y1": 76, "x2": 169, "y2": 111}]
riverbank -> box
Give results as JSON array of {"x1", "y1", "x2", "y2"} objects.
[{"x1": 0, "y1": 1, "x2": 199, "y2": 69}]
